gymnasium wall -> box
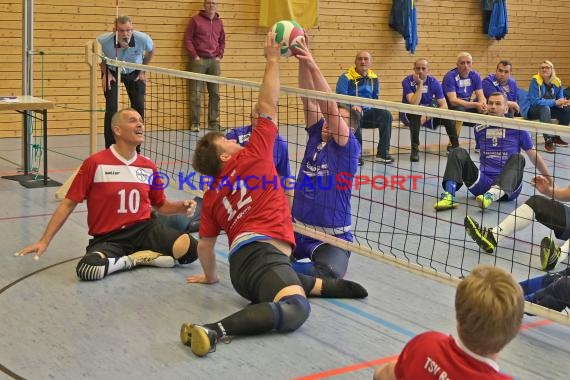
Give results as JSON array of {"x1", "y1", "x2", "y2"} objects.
[{"x1": 1, "y1": 0, "x2": 569, "y2": 137}]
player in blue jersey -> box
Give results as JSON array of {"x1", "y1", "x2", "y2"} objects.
[
  {"x1": 442, "y1": 52, "x2": 486, "y2": 152},
  {"x1": 434, "y1": 92, "x2": 551, "y2": 212},
  {"x1": 482, "y1": 60, "x2": 520, "y2": 118},
  {"x1": 520, "y1": 266, "x2": 570, "y2": 312},
  {"x1": 401, "y1": 58, "x2": 457, "y2": 162},
  {"x1": 290, "y1": 38, "x2": 361, "y2": 279}
]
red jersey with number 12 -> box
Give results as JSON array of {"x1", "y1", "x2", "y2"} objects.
[
  {"x1": 66, "y1": 147, "x2": 166, "y2": 236},
  {"x1": 200, "y1": 117, "x2": 294, "y2": 251}
]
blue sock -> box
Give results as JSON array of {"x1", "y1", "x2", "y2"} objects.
[
  {"x1": 444, "y1": 181, "x2": 457, "y2": 196},
  {"x1": 519, "y1": 275, "x2": 546, "y2": 295},
  {"x1": 291, "y1": 259, "x2": 314, "y2": 276}
]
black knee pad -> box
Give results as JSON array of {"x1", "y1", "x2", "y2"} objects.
[
  {"x1": 273, "y1": 294, "x2": 311, "y2": 332},
  {"x1": 76, "y1": 252, "x2": 108, "y2": 281},
  {"x1": 525, "y1": 195, "x2": 546, "y2": 212},
  {"x1": 177, "y1": 234, "x2": 198, "y2": 265}
]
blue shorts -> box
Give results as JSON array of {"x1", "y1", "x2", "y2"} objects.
[
  {"x1": 468, "y1": 172, "x2": 522, "y2": 201},
  {"x1": 292, "y1": 231, "x2": 353, "y2": 260}
]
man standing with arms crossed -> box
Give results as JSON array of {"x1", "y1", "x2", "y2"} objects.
[{"x1": 98, "y1": 16, "x2": 154, "y2": 152}]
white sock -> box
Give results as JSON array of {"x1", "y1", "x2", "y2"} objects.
[
  {"x1": 491, "y1": 204, "x2": 535, "y2": 244},
  {"x1": 106, "y1": 255, "x2": 132, "y2": 274},
  {"x1": 487, "y1": 186, "x2": 505, "y2": 201},
  {"x1": 559, "y1": 240, "x2": 570, "y2": 263}
]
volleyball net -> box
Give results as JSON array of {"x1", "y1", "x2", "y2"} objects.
[{"x1": 100, "y1": 55, "x2": 570, "y2": 324}]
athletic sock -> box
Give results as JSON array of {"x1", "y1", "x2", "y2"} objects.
[
  {"x1": 444, "y1": 180, "x2": 457, "y2": 197},
  {"x1": 205, "y1": 302, "x2": 276, "y2": 337},
  {"x1": 487, "y1": 185, "x2": 505, "y2": 201},
  {"x1": 321, "y1": 278, "x2": 368, "y2": 298},
  {"x1": 105, "y1": 254, "x2": 132, "y2": 275},
  {"x1": 492, "y1": 204, "x2": 535, "y2": 244}
]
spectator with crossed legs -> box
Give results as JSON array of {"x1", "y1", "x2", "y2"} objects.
[
  {"x1": 290, "y1": 37, "x2": 361, "y2": 279},
  {"x1": 16, "y1": 109, "x2": 199, "y2": 280},
  {"x1": 401, "y1": 58, "x2": 457, "y2": 162},
  {"x1": 374, "y1": 265, "x2": 524, "y2": 380},
  {"x1": 434, "y1": 92, "x2": 550, "y2": 212},
  {"x1": 465, "y1": 175, "x2": 569, "y2": 271},
  {"x1": 180, "y1": 32, "x2": 367, "y2": 358}
]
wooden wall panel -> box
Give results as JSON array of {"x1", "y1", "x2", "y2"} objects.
[{"x1": 1, "y1": 0, "x2": 569, "y2": 137}]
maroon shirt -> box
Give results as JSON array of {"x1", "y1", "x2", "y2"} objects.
[{"x1": 184, "y1": 10, "x2": 225, "y2": 59}]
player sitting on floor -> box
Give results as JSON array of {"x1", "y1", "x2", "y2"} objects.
[
  {"x1": 519, "y1": 266, "x2": 570, "y2": 312},
  {"x1": 16, "y1": 108, "x2": 199, "y2": 280},
  {"x1": 179, "y1": 32, "x2": 367, "y2": 358},
  {"x1": 434, "y1": 92, "x2": 551, "y2": 211},
  {"x1": 465, "y1": 175, "x2": 570, "y2": 266},
  {"x1": 290, "y1": 36, "x2": 361, "y2": 279},
  {"x1": 374, "y1": 264, "x2": 524, "y2": 380}
]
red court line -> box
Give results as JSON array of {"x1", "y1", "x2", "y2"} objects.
[
  {"x1": 293, "y1": 319, "x2": 554, "y2": 379},
  {"x1": 292, "y1": 355, "x2": 398, "y2": 380}
]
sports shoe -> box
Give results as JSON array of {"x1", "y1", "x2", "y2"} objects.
[
  {"x1": 433, "y1": 191, "x2": 458, "y2": 211},
  {"x1": 476, "y1": 192, "x2": 494, "y2": 209},
  {"x1": 410, "y1": 147, "x2": 419, "y2": 162},
  {"x1": 540, "y1": 236, "x2": 561, "y2": 271},
  {"x1": 544, "y1": 140, "x2": 555, "y2": 153},
  {"x1": 358, "y1": 157, "x2": 364, "y2": 166},
  {"x1": 190, "y1": 124, "x2": 200, "y2": 132},
  {"x1": 474, "y1": 148, "x2": 480, "y2": 154},
  {"x1": 180, "y1": 323, "x2": 218, "y2": 357},
  {"x1": 553, "y1": 136, "x2": 569, "y2": 147},
  {"x1": 128, "y1": 250, "x2": 175, "y2": 268},
  {"x1": 376, "y1": 153, "x2": 394, "y2": 164},
  {"x1": 464, "y1": 216, "x2": 497, "y2": 254}
]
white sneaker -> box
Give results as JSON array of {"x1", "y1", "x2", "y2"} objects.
[{"x1": 128, "y1": 250, "x2": 175, "y2": 268}]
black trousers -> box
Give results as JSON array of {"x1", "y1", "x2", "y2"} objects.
[
  {"x1": 104, "y1": 70, "x2": 145, "y2": 151},
  {"x1": 406, "y1": 113, "x2": 458, "y2": 149},
  {"x1": 443, "y1": 148, "x2": 525, "y2": 197}
]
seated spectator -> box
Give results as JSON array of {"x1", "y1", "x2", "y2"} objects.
[
  {"x1": 336, "y1": 51, "x2": 393, "y2": 164},
  {"x1": 374, "y1": 264, "x2": 524, "y2": 380},
  {"x1": 401, "y1": 58, "x2": 457, "y2": 162},
  {"x1": 482, "y1": 60, "x2": 520, "y2": 117},
  {"x1": 524, "y1": 60, "x2": 570, "y2": 153}
]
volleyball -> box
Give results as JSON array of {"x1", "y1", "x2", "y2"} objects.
[{"x1": 271, "y1": 20, "x2": 305, "y2": 57}]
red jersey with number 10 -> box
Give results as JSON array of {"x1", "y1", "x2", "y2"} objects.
[
  {"x1": 200, "y1": 117, "x2": 295, "y2": 251},
  {"x1": 66, "y1": 147, "x2": 166, "y2": 236}
]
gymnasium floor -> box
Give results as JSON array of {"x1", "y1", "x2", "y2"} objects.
[{"x1": 1, "y1": 132, "x2": 570, "y2": 379}]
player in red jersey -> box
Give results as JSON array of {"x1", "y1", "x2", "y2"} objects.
[
  {"x1": 374, "y1": 265, "x2": 524, "y2": 380},
  {"x1": 179, "y1": 32, "x2": 368, "y2": 357},
  {"x1": 16, "y1": 108, "x2": 199, "y2": 280}
]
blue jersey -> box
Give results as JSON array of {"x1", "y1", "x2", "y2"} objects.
[
  {"x1": 442, "y1": 68, "x2": 483, "y2": 102},
  {"x1": 226, "y1": 125, "x2": 291, "y2": 177},
  {"x1": 292, "y1": 118, "x2": 360, "y2": 232},
  {"x1": 97, "y1": 31, "x2": 153, "y2": 74},
  {"x1": 482, "y1": 74, "x2": 518, "y2": 102},
  {"x1": 401, "y1": 74, "x2": 445, "y2": 106},
  {"x1": 475, "y1": 125, "x2": 534, "y2": 178}
]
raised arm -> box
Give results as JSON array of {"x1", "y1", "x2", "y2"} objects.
[
  {"x1": 295, "y1": 38, "x2": 350, "y2": 146},
  {"x1": 297, "y1": 41, "x2": 323, "y2": 128},
  {"x1": 256, "y1": 32, "x2": 281, "y2": 121}
]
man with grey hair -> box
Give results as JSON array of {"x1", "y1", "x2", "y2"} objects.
[
  {"x1": 442, "y1": 52, "x2": 486, "y2": 152},
  {"x1": 98, "y1": 16, "x2": 155, "y2": 152}
]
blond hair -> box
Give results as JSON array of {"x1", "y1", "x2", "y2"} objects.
[
  {"x1": 456, "y1": 52, "x2": 472, "y2": 63},
  {"x1": 540, "y1": 60, "x2": 558, "y2": 82},
  {"x1": 455, "y1": 265, "x2": 524, "y2": 356}
]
